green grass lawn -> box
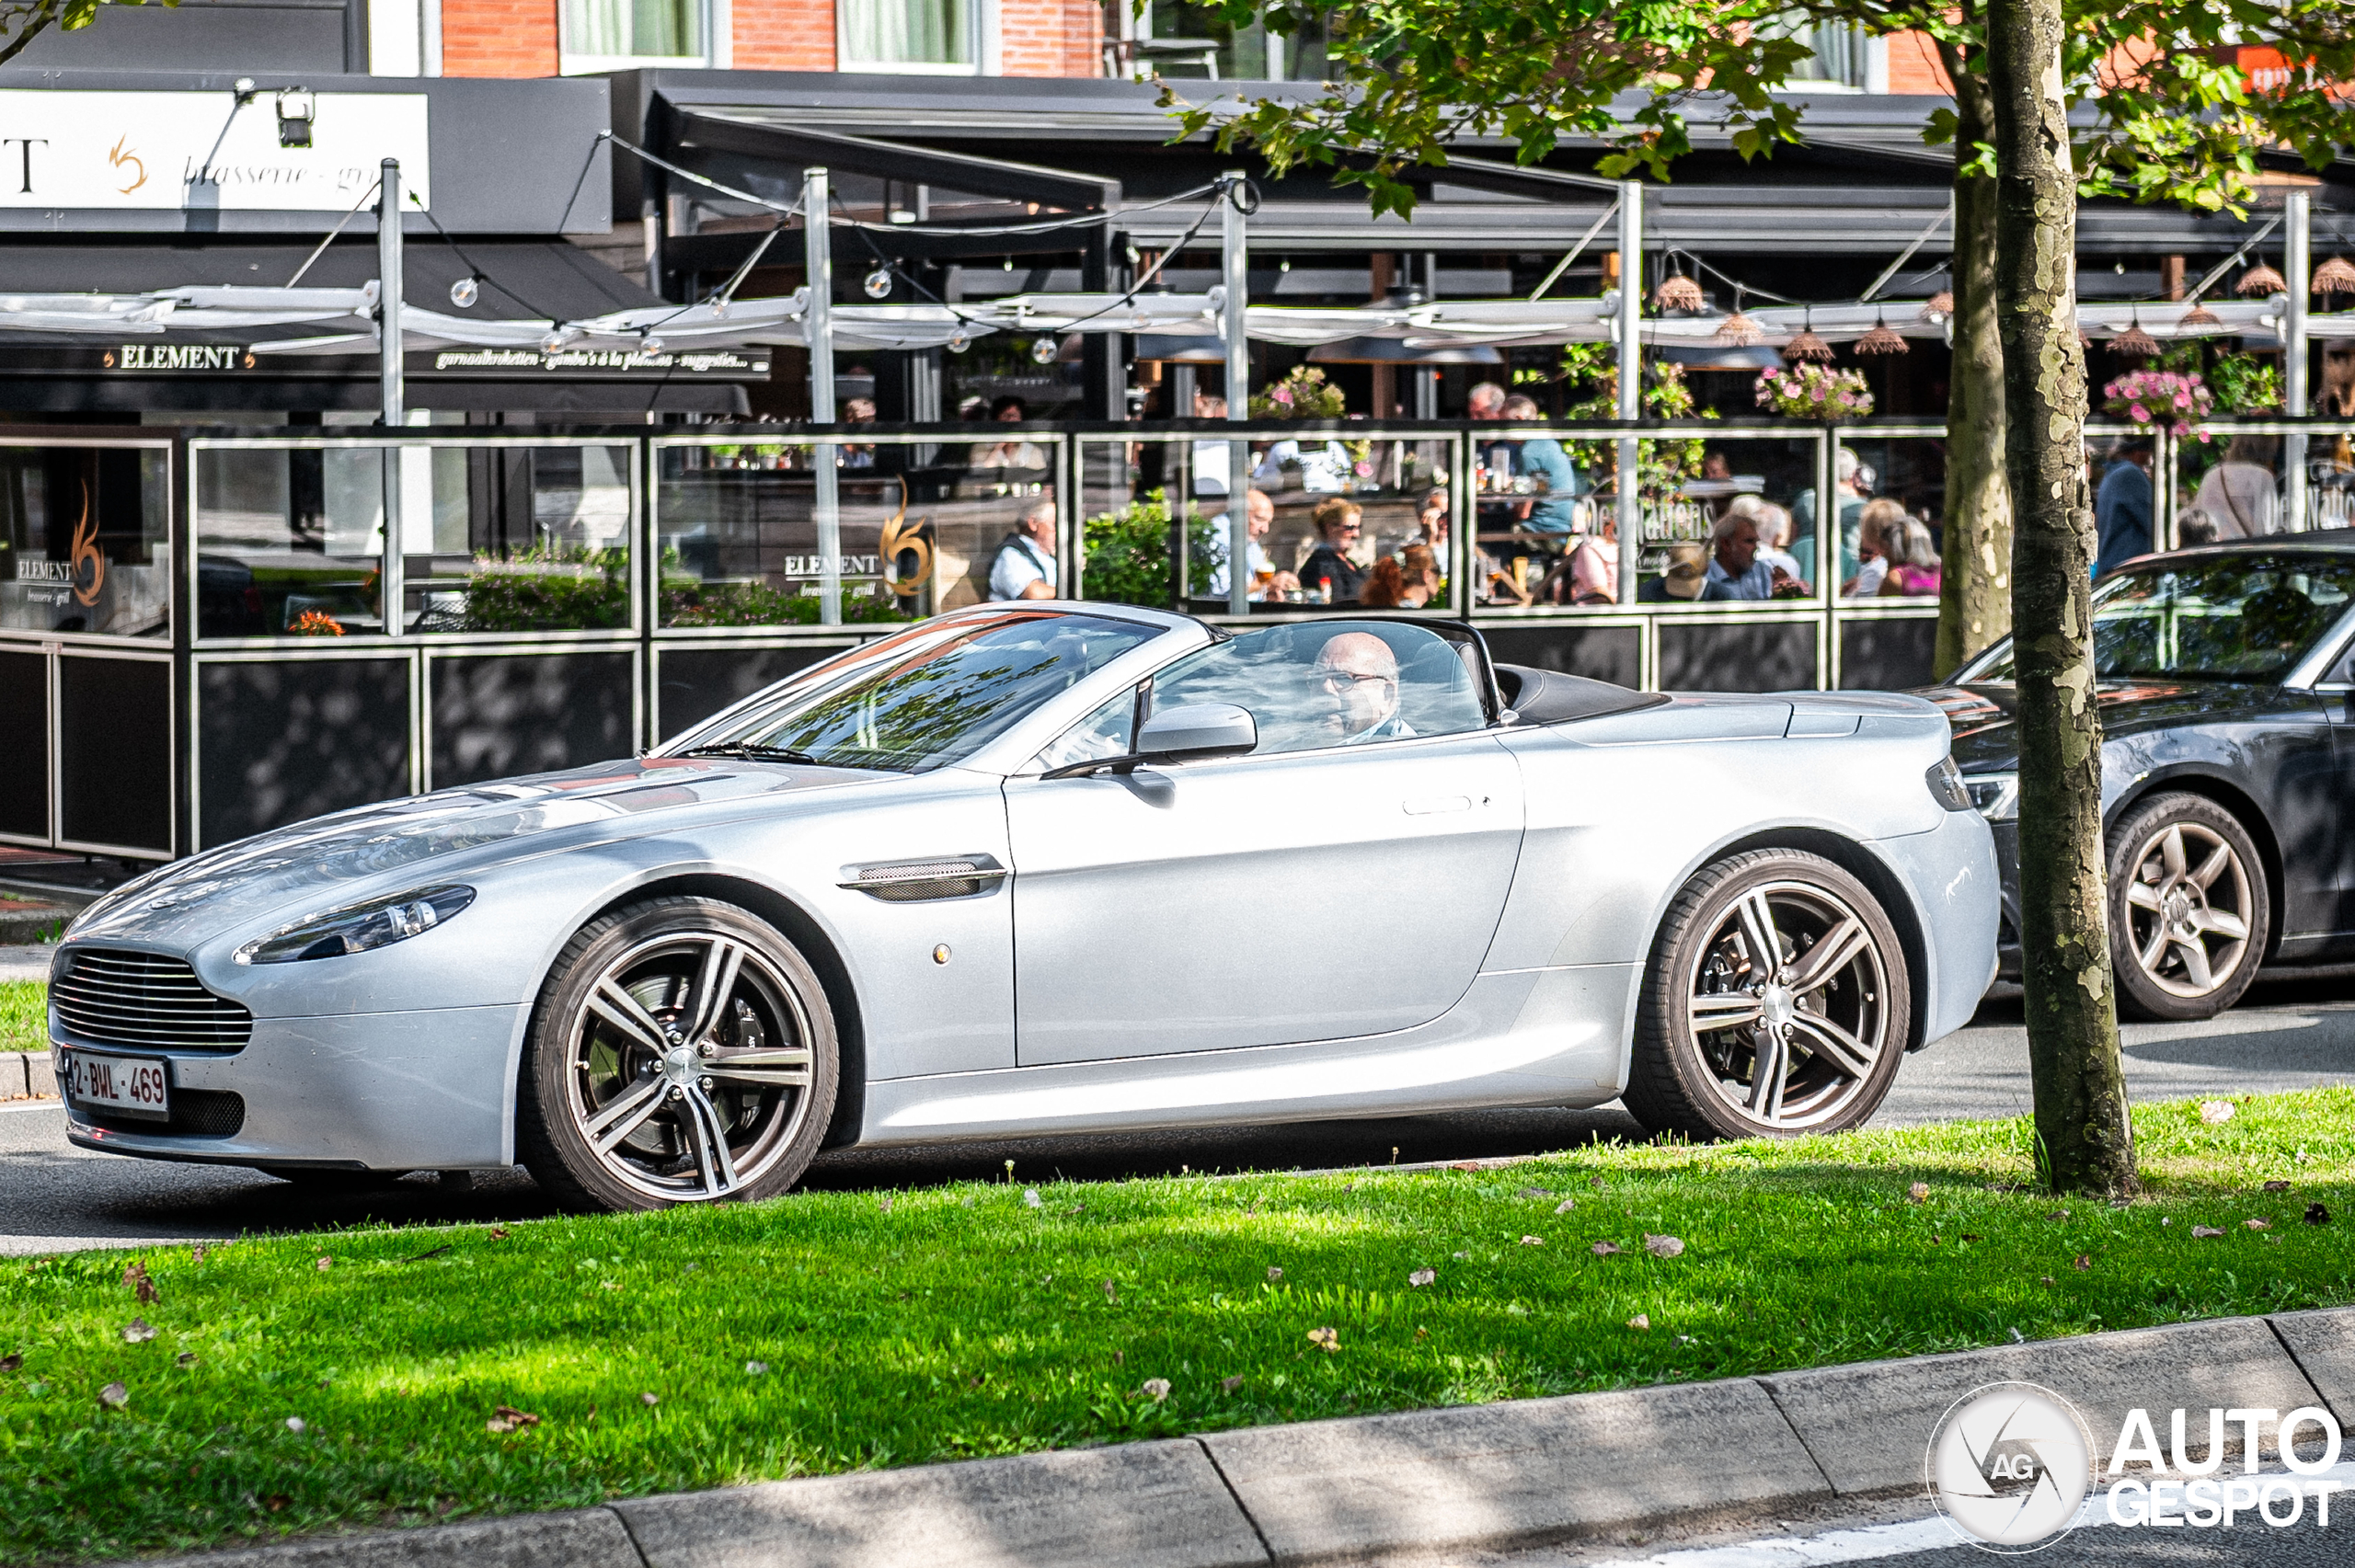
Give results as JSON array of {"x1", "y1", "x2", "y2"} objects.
[
  {"x1": 0, "y1": 980, "x2": 43, "y2": 1059},
  {"x1": 5, "y1": 1090, "x2": 2355, "y2": 1564}
]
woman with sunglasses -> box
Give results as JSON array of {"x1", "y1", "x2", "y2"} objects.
[{"x1": 1296, "y1": 498, "x2": 1368, "y2": 604}]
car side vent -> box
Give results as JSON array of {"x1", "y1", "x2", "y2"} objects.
[
  {"x1": 839, "y1": 855, "x2": 1007, "y2": 902},
  {"x1": 52, "y1": 949, "x2": 255, "y2": 1052}
]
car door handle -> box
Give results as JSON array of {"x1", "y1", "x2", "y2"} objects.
[{"x1": 1402, "y1": 795, "x2": 1473, "y2": 816}]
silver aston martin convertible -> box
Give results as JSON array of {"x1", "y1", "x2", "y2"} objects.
[{"x1": 54, "y1": 605, "x2": 1996, "y2": 1210}]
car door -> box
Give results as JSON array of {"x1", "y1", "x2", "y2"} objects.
[{"x1": 1002, "y1": 620, "x2": 1526, "y2": 1066}]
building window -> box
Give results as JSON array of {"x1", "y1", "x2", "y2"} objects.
[
  {"x1": 840, "y1": 0, "x2": 978, "y2": 71},
  {"x1": 1781, "y1": 20, "x2": 1886, "y2": 92},
  {"x1": 1110, "y1": 2, "x2": 1328, "y2": 81},
  {"x1": 561, "y1": 0, "x2": 707, "y2": 70}
]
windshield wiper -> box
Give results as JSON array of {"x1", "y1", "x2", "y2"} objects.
[{"x1": 683, "y1": 742, "x2": 824, "y2": 765}]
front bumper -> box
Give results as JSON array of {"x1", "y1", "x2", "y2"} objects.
[{"x1": 61, "y1": 1003, "x2": 527, "y2": 1171}]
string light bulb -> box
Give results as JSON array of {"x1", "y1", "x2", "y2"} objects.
[
  {"x1": 947, "y1": 326, "x2": 971, "y2": 353},
  {"x1": 639, "y1": 335, "x2": 666, "y2": 357},
  {"x1": 448, "y1": 276, "x2": 480, "y2": 310},
  {"x1": 1029, "y1": 336, "x2": 1060, "y2": 365},
  {"x1": 863, "y1": 266, "x2": 894, "y2": 300}
]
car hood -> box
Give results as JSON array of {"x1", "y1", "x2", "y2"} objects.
[
  {"x1": 69, "y1": 756, "x2": 882, "y2": 949},
  {"x1": 1924, "y1": 680, "x2": 2302, "y2": 773}
]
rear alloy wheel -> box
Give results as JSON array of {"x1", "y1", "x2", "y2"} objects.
[
  {"x1": 1623, "y1": 850, "x2": 1909, "y2": 1141},
  {"x1": 518, "y1": 897, "x2": 838, "y2": 1212},
  {"x1": 2107, "y1": 794, "x2": 2269, "y2": 1022}
]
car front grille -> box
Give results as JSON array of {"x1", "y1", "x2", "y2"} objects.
[
  {"x1": 78, "y1": 1089, "x2": 247, "y2": 1139},
  {"x1": 51, "y1": 949, "x2": 254, "y2": 1052}
]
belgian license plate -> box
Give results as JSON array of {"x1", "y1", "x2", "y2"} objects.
[{"x1": 63, "y1": 1051, "x2": 169, "y2": 1121}]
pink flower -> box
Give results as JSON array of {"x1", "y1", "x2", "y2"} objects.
[{"x1": 2130, "y1": 405, "x2": 2151, "y2": 423}]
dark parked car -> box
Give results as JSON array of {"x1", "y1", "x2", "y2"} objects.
[{"x1": 1926, "y1": 539, "x2": 2355, "y2": 1020}]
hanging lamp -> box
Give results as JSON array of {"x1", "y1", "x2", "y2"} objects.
[
  {"x1": 2235, "y1": 258, "x2": 2288, "y2": 296},
  {"x1": 1712, "y1": 287, "x2": 1763, "y2": 346},
  {"x1": 1784, "y1": 307, "x2": 1835, "y2": 363},
  {"x1": 1921, "y1": 290, "x2": 1955, "y2": 322},
  {"x1": 2177, "y1": 299, "x2": 2223, "y2": 330},
  {"x1": 2313, "y1": 255, "x2": 2355, "y2": 298},
  {"x1": 2108, "y1": 312, "x2": 2159, "y2": 360},
  {"x1": 1855, "y1": 312, "x2": 1909, "y2": 356},
  {"x1": 1654, "y1": 266, "x2": 1704, "y2": 313}
]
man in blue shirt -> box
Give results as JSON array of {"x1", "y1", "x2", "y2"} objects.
[
  {"x1": 2094, "y1": 439, "x2": 2155, "y2": 575},
  {"x1": 1706, "y1": 512, "x2": 1807, "y2": 600},
  {"x1": 1502, "y1": 393, "x2": 1578, "y2": 533}
]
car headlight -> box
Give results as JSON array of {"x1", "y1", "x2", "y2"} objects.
[
  {"x1": 1962, "y1": 772, "x2": 2019, "y2": 822},
  {"x1": 235, "y1": 885, "x2": 477, "y2": 965}
]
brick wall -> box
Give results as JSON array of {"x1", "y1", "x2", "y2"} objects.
[
  {"x1": 1885, "y1": 29, "x2": 1955, "y2": 95},
  {"x1": 441, "y1": 0, "x2": 560, "y2": 76},
  {"x1": 736, "y1": 0, "x2": 835, "y2": 69},
  {"x1": 1000, "y1": 0, "x2": 1099, "y2": 77}
]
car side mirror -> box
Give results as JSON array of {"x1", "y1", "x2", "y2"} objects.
[
  {"x1": 1135, "y1": 703, "x2": 1258, "y2": 762},
  {"x1": 1040, "y1": 703, "x2": 1258, "y2": 779}
]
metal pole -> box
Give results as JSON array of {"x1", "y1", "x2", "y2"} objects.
[
  {"x1": 1614, "y1": 180, "x2": 1643, "y2": 607},
  {"x1": 377, "y1": 157, "x2": 405, "y2": 634},
  {"x1": 1223, "y1": 170, "x2": 1251, "y2": 615},
  {"x1": 2285, "y1": 189, "x2": 2310, "y2": 533},
  {"x1": 804, "y1": 166, "x2": 842, "y2": 624}
]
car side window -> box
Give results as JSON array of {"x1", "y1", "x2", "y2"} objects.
[
  {"x1": 1147, "y1": 621, "x2": 1487, "y2": 758},
  {"x1": 1036, "y1": 686, "x2": 1139, "y2": 770}
]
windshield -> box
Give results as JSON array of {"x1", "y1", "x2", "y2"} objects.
[
  {"x1": 682, "y1": 610, "x2": 1160, "y2": 773},
  {"x1": 1969, "y1": 555, "x2": 2355, "y2": 683}
]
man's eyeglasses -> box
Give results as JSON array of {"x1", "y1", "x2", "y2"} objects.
[{"x1": 1315, "y1": 667, "x2": 1395, "y2": 690}]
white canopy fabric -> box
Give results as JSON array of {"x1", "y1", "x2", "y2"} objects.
[{"x1": 0, "y1": 281, "x2": 2337, "y2": 356}]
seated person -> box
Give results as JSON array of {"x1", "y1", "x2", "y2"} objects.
[
  {"x1": 1706, "y1": 512, "x2": 1807, "y2": 600},
  {"x1": 1501, "y1": 395, "x2": 1577, "y2": 536},
  {"x1": 1724, "y1": 496, "x2": 1803, "y2": 582},
  {"x1": 1361, "y1": 544, "x2": 1442, "y2": 608},
  {"x1": 1638, "y1": 541, "x2": 1722, "y2": 601},
  {"x1": 1296, "y1": 498, "x2": 1368, "y2": 603},
  {"x1": 1202, "y1": 487, "x2": 1299, "y2": 600},
  {"x1": 1313, "y1": 631, "x2": 1413, "y2": 744},
  {"x1": 1415, "y1": 486, "x2": 1451, "y2": 558},
  {"x1": 1846, "y1": 498, "x2": 1907, "y2": 597},
  {"x1": 1878, "y1": 516, "x2": 1942, "y2": 597},
  {"x1": 987, "y1": 497, "x2": 1059, "y2": 601},
  {"x1": 968, "y1": 395, "x2": 1048, "y2": 470}
]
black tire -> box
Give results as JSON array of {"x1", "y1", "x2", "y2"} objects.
[
  {"x1": 2106, "y1": 793, "x2": 2269, "y2": 1023},
  {"x1": 1622, "y1": 849, "x2": 1911, "y2": 1142},
  {"x1": 516, "y1": 897, "x2": 838, "y2": 1213}
]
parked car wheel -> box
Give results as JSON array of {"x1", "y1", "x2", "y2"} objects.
[
  {"x1": 2107, "y1": 793, "x2": 2269, "y2": 1022},
  {"x1": 1623, "y1": 850, "x2": 1910, "y2": 1141},
  {"x1": 517, "y1": 897, "x2": 839, "y2": 1212}
]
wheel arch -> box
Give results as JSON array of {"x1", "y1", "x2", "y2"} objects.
[
  {"x1": 2105, "y1": 767, "x2": 2284, "y2": 964},
  {"x1": 1707, "y1": 828, "x2": 1933, "y2": 1054},
  {"x1": 576, "y1": 874, "x2": 867, "y2": 1150}
]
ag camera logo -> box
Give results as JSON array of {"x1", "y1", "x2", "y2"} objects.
[{"x1": 1925, "y1": 1382, "x2": 2094, "y2": 1552}]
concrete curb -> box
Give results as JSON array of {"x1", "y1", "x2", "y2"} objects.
[
  {"x1": 4, "y1": 1050, "x2": 53, "y2": 1100},
  {"x1": 130, "y1": 1304, "x2": 2355, "y2": 1568}
]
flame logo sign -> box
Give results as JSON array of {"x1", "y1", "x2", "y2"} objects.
[
  {"x1": 108, "y1": 137, "x2": 146, "y2": 196},
  {"x1": 879, "y1": 476, "x2": 933, "y2": 603},
  {"x1": 70, "y1": 482, "x2": 104, "y2": 607}
]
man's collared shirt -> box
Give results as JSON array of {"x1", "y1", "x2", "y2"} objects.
[
  {"x1": 988, "y1": 532, "x2": 1057, "y2": 601},
  {"x1": 1706, "y1": 556, "x2": 1775, "y2": 600}
]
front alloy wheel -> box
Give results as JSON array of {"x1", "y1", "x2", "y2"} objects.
[
  {"x1": 2107, "y1": 793, "x2": 2269, "y2": 1022},
  {"x1": 1623, "y1": 850, "x2": 1910, "y2": 1141},
  {"x1": 520, "y1": 898, "x2": 837, "y2": 1211}
]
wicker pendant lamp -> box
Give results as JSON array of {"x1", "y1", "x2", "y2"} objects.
[
  {"x1": 1855, "y1": 313, "x2": 1909, "y2": 356},
  {"x1": 1712, "y1": 288, "x2": 1763, "y2": 346},
  {"x1": 1654, "y1": 267, "x2": 1705, "y2": 313},
  {"x1": 1922, "y1": 290, "x2": 1955, "y2": 321},
  {"x1": 2235, "y1": 258, "x2": 2289, "y2": 296},
  {"x1": 2314, "y1": 255, "x2": 2355, "y2": 298},
  {"x1": 2177, "y1": 299, "x2": 2223, "y2": 329},
  {"x1": 1784, "y1": 307, "x2": 1835, "y2": 363},
  {"x1": 2108, "y1": 312, "x2": 2160, "y2": 360}
]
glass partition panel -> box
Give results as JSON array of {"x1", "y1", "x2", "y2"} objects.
[
  {"x1": 656, "y1": 436, "x2": 1046, "y2": 627},
  {"x1": 0, "y1": 444, "x2": 168, "y2": 638},
  {"x1": 1824, "y1": 433, "x2": 1947, "y2": 601},
  {"x1": 404, "y1": 442, "x2": 634, "y2": 634},
  {"x1": 2176, "y1": 425, "x2": 2355, "y2": 543},
  {"x1": 1078, "y1": 429, "x2": 1453, "y2": 611},
  {"x1": 1488, "y1": 430, "x2": 1821, "y2": 608},
  {"x1": 195, "y1": 445, "x2": 384, "y2": 639}
]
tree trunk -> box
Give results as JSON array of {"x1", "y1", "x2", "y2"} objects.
[
  {"x1": 1933, "y1": 40, "x2": 2011, "y2": 680},
  {"x1": 1988, "y1": 0, "x2": 2136, "y2": 1196}
]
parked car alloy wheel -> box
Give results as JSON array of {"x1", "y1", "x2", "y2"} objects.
[{"x1": 2107, "y1": 793, "x2": 2269, "y2": 1022}]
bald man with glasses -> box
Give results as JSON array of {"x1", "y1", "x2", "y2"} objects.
[{"x1": 1313, "y1": 631, "x2": 1415, "y2": 745}]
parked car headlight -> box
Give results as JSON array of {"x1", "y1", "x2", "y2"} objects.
[
  {"x1": 1962, "y1": 772, "x2": 2019, "y2": 822},
  {"x1": 235, "y1": 885, "x2": 477, "y2": 965}
]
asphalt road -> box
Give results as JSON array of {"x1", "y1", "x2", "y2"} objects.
[{"x1": 6, "y1": 973, "x2": 2355, "y2": 1257}]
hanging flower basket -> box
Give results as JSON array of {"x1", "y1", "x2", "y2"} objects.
[
  {"x1": 1248, "y1": 364, "x2": 1348, "y2": 419},
  {"x1": 2101, "y1": 369, "x2": 2213, "y2": 437},
  {"x1": 1754, "y1": 364, "x2": 1874, "y2": 422}
]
